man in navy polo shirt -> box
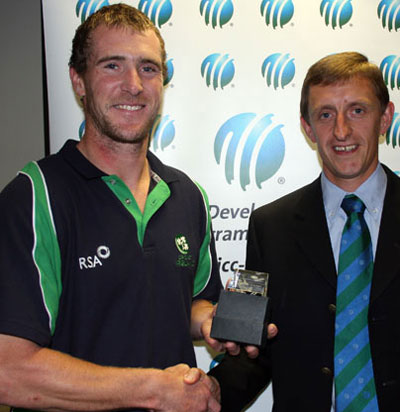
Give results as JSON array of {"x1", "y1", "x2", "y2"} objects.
[{"x1": 0, "y1": 4, "x2": 234, "y2": 411}]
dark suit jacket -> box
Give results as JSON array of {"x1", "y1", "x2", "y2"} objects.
[{"x1": 209, "y1": 165, "x2": 400, "y2": 412}]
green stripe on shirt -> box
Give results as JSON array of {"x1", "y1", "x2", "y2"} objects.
[
  {"x1": 20, "y1": 161, "x2": 62, "y2": 335},
  {"x1": 193, "y1": 182, "x2": 213, "y2": 297}
]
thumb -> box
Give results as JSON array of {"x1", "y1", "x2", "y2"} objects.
[{"x1": 183, "y1": 367, "x2": 203, "y2": 385}]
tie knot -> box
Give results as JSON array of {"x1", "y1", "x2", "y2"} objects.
[{"x1": 341, "y1": 194, "x2": 365, "y2": 216}]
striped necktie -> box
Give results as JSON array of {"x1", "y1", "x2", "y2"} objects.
[{"x1": 334, "y1": 195, "x2": 379, "y2": 412}]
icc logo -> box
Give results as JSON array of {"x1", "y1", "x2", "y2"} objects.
[
  {"x1": 201, "y1": 54, "x2": 235, "y2": 90},
  {"x1": 75, "y1": 0, "x2": 172, "y2": 26},
  {"x1": 320, "y1": 0, "x2": 353, "y2": 29},
  {"x1": 75, "y1": 0, "x2": 110, "y2": 22},
  {"x1": 378, "y1": 0, "x2": 400, "y2": 31},
  {"x1": 151, "y1": 115, "x2": 175, "y2": 151},
  {"x1": 214, "y1": 113, "x2": 285, "y2": 190},
  {"x1": 386, "y1": 113, "x2": 400, "y2": 148},
  {"x1": 138, "y1": 0, "x2": 173, "y2": 28},
  {"x1": 260, "y1": 0, "x2": 294, "y2": 29},
  {"x1": 380, "y1": 55, "x2": 400, "y2": 90},
  {"x1": 200, "y1": 0, "x2": 234, "y2": 28},
  {"x1": 164, "y1": 58, "x2": 174, "y2": 86},
  {"x1": 79, "y1": 121, "x2": 85, "y2": 139},
  {"x1": 261, "y1": 53, "x2": 295, "y2": 89}
]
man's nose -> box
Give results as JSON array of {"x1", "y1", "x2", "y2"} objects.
[
  {"x1": 333, "y1": 112, "x2": 351, "y2": 140},
  {"x1": 122, "y1": 67, "x2": 143, "y2": 95}
]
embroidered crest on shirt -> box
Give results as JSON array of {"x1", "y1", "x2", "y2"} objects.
[
  {"x1": 175, "y1": 235, "x2": 189, "y2": 254},
  {"x1": 175, "y1": 235, "x2": 195, "y2": 268}
]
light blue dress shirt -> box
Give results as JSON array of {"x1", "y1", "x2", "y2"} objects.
[
  {"x1": 321, "y1": 163, "x2": 387, "y2": 412},
  {"x1": 322, "y1": 163, "x2": 387, "y2": 270}
]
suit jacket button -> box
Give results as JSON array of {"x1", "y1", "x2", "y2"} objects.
[
  {"x1": 328, "y1": 304, "x2": 336, "y2": 314},
  {"x1": 321, "y1": 367, "x2": 333, "y2": 377}
]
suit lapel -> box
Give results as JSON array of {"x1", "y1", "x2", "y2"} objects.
[
  {"x1": 291, "y1": 177, "x2": 337, "y2": 289},
  {"x1": 371, "y1": 167, "x2": 400, "y2": 302}
]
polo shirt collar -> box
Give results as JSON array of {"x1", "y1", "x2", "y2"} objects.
[
  {"x1": 147, "y1": 150, "x2": 179, "y2": 184},
  {"x1": 61, "y1": 140, "x2": 105, "y2": 179},
  {"x1": 60, "y1": 139, "x2": 180, "y2": 184}
]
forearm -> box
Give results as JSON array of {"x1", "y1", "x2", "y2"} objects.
[{"x1": 0, "y1": 335, "x2": 166, "y2": 411}]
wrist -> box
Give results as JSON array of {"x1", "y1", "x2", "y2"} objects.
[{"x1": 125, "y1": 368, "x2": 165, "y2": 410}]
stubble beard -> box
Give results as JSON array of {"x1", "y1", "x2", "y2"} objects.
[{"x1": 87, "y1": 98, "x2": 159, "y2": 146}]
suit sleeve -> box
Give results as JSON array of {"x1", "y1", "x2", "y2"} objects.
[
  {"x1": 208, "y1": 349, "x2": 271, "y2": 411},
  {"x1": 208, "y1": 212, "x2": 272, "y2": 411}
]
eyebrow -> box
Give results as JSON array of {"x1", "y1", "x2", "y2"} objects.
[
  {"x1": 96, "y1": 55, "x2": 126, "y2": 65},
  {"x1": 312, "y1": 99, "x2": 372, "y2": 113}
]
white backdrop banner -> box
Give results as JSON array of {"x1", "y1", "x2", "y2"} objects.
[{"x1": 42, "y1": 0, "x2": 400, "y2": 410}]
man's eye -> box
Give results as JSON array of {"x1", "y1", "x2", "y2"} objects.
[
  {"x1": 105, "y1": 63, "x2": 118, "y2": 70},
  {"x1": 353, "y1": 108, "x2": 364, "y2": 114},
  {"x1": 142, "y1": 65, "x2": 159, "y2": 73},
  {"x1": 320, "y1": 112, "x2": 331, "y2": 119}
]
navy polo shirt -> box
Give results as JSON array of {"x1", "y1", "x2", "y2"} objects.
[{"x1": 0, "y1": 140, "x2": 221, "y2": 371}]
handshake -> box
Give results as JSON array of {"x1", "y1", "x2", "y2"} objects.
[
  {"x1": 155, "y1": 318, "x2": 277, "y2": 412},
  {"x1": 151, "y1": 363, "x2": 221, "y2": 412},
  {"x1": 154, "y1": 276, "x2": 278, "y2": 412}
]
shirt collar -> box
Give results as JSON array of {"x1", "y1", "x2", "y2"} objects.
[
  {"x1": 61, "y1": 140, "x2": 105, "y2": 179},
  {"x1": 321, "y1": 163, "x2": 387, "y2": 221},
  {"x1": 60, "y1": 139, "x2": 179, "y2": 184}
]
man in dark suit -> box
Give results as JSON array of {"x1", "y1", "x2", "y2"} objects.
[{"x1": 209, "y1": 52, "x2": 399, "y2": 411}]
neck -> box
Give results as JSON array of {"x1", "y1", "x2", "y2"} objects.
[
  {"x1": 323, "y1": 163, "x2": 379, "y2": 193},
  {"x1": 77, "y1": 135, "x2": 151, "y2": 212}
]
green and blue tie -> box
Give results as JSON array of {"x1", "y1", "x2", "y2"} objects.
[{"x1": 334, "y1": 195, "x2": 379, "y2": 412}]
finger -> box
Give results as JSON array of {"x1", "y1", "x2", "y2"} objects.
[
  {"x1": 208, "y1": 376, "x2": 221, "y2": 402},
  {"x1": 267, "y1": 323, "x2": 278, "y2": 339},
  {"x1": 208, "y1": 395, "x2": 221, "y2": 412},
  {"x1": 201, "y1": 318, "x2": 212, "y2": 340},
  {"x1": 244, "y1": 345, "x2": 259, "y2": 359},
  {"x1": 224, "y1": 341, "x2": 240, "y2": 356},
  {"x1": 203, "y1": 333, "x2": 224, "y2": 353},
  {"x1": 211, "y1": 303, "x2": 218, "y2": 317},
  {"x1": 200, "y1": 375, "x2": 215, "y2": 393}
]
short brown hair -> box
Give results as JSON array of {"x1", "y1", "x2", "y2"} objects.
[
  {"x1": 300, "y1": 52, "x2": 389, "y2": 123},
  {"x1": 69, "y1": 3, "x2": 167, "y2": 79}
]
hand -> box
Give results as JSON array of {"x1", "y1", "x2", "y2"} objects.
[
  {"x1": 155, "y1": 364, "x2": 220, "y2": 412},
  {"x1": 229, "y1": 323, "x2": 278, "y2": 358},
  {"x1": 183, "y1": 367, "x2": 221, "y2": 403}
]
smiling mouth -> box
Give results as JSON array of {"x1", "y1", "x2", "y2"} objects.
[
  {"x1": 334, "y1": 144, "x2": 357, "y2": 152},
  {"x1": 114, "y1": 104, "x2": 143, "y2": 111}
]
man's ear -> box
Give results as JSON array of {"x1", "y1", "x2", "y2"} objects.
[
  {"x1": 300, "y1": 116, "x2": 316, "y2": 143},
  {"x1": 380, "y1": 101, "x2": 395, "y2": 136},
  {"x1": 69, "y1": 66, "x2": 86, "y2": 99}
]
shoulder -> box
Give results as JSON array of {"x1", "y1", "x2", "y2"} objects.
[
  {"x1": 0, "y1": 172, "x2": 33, "y2": 213},
  {"x1": 382, "y1": 164, "x2": 400, "y2": 186},
  {"x1": 1, "y1": 148, "x2": 63, "y2": 196},
  {"x1": 381, "y1": 164, "x2": 400, "y2": 207}
]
